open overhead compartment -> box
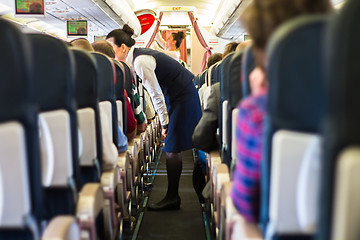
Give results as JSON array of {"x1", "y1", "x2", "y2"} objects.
[{"x1": 209, "y1": 0, "x2": 251, "y2": 41}]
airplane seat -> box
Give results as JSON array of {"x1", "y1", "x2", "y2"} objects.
[
  {"x1": 261, "y1": 15, "x2": 328, "y2": 239},
  {"x1": 113, "y1": 61, "x2": 127, "y2": 135},
  {"x1": 28, "y1": 33, "x2": 81, "y2": 218},
  {"x1": 331, "y1": 147, "x2": 360, "y2": 240},
  {"x1": 198, "y1": 69, "x2": 208, "y2": 89},
  {"x1": 241, "y1": 45, "x2": 256, "y2": 98},
  {"x1": 76, "y1": 183, "x2": 105, "y2": 240},
  {"x1": 42, "y1": 216, "x2": 80, "y2": 240},
  {"x1": 120, "y1": 61, "x2": 135, "y2": 108},
  {"x1": 219, "y1": 52, "x2": 235, "y2": 166},
  {"x1": 0, "y1": 19, "x2": 43, "y2": 239},
  {"x1": 71, "y1": 48, "x2": 103, "y2": 186},
  {"x1": 317, "y1": 1, "x2": 360, "y2": 239},
  {"x1": 226, "y1": 51, "x2": 243, "y2": 170},
  {"x1": 92, "y1": 52, "x2": 119, "y2": 148}
]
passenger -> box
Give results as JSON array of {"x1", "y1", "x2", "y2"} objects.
[
  {"x1": 106, "y1": 25, "x2": 202, "y2": 210},
  {"x1": 92, "y1": 40, "x2": 116, "y2": 58},
  {"x1": 69, "y1": 38, "x2": 94, "y2": 51},
  {"x1": 231, "y1": 0, "x2": 332, "y2": 224},
  {"x1": 152, "y1": 31, "x2": 187, "y2": 67},
  {"x1": 193, "y1": 41, "x2": 248, "y2": 152},
  {"x1": 223, "y1": 41, "x2": 239, "y2": 58},
  {"x1": 66, "y1": 38, "x2": 119, "y2": 171},
  {"x1": 29, "y1": 2, "x2": 43, "y2": 14},
  {"x1": 206, "y1": 53, "x2": 223, "y2": 70},
  {"x1": 91, "y1": 40, "x2": 140, "y2": 141},
  {"x1": 192, "y1": 41, "x2": 250, "y2": 203}
]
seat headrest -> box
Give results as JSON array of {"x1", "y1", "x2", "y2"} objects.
[
  {"x1": 28, "y1": 34, "x2": 76, "y2": 112},
  {"x1": 242, "y1": 45, "x2": 256, "y2": 98},
  {"x1": 71, "y1": 49, "x2": 98, "y2": 109},
  {"x1": 92, "y1": 53, "x2": 116, "y2": 102},
  {"x1": 228, "y1": 51, "x2": 243, "y2": 108},
  {"x1": 0, "y1": 19, "x2": 33, "y2": 122},
  {"x1": 113, "y1": 61, "x2": 125, "y2": 101},
  {"x1": 266, "y1": 15, "x2": 328, "y2": 133}
]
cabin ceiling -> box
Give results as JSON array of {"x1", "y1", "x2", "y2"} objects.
[{"x1": 129, "y1": 0, "x2": 223, "y2": 27}]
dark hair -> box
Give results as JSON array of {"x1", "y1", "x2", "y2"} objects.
[
  {"x1": 207, "y1": 53, "x2": 223, "y2": 68},
  {"x1": 92, "y1": 40, "x2": 115, "y2": 58},
  {"x1": 106, "y1": 24, "x2": 136, "y2": 47},
  {"x1": 171, "y1": 31, "x2": 185, "y2": 49},
  {"x1": 223, "y1": 41, "x2": 238, "y2": 58}
]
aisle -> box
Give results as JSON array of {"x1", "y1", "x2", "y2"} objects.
[{"x1": 136, "y1": 149, "x2": 207, "y2": 240}]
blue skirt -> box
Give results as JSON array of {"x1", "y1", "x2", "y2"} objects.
[{"x1": 164, "y1": 83, "x2": 202, "y2": 153}]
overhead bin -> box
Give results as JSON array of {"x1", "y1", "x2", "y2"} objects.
[{"x1": 210, "y1": 0, "x2": 251, "y2": 40}]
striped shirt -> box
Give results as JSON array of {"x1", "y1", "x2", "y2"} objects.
[{"x1": 231, "y1": 92, "x2": 267, "y2": 222}]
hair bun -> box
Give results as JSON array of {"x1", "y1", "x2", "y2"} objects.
[
  {"x1": 177, "y1": 31, "x2": 185, "y2": 40},
  {"x1": 123, "y1": 24, "x2": 134, "y2": 36}
]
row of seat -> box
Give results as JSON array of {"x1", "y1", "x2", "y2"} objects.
[
  {"x1": 0, "y1": 18, "x2": 162, "y2": 240},
  {"x1": 200, "y1": 1, "x2": 360, "y2": 239}
]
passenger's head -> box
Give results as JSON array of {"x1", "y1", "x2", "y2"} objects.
[
  {"x1": 29, "y1": 2, "x2": 42, "y2": 13},
  {"x1": 242, "y1": 0, "x2": 331, "y2": 69},
  {"x1": 70, "y1": 38, "x2": 94, "y2": 51},
  {"x1": 106, "y1": 24, "x2": 136, "y2": 61},
  {"x1": 236, "y1": 40, "x2": 252, "y2": 52},
  {"x1": 92, "y1": 40, "x2": 115, "y2": 59},
  {"x1": 207, "y1": 53, "x2": 223, "y2": 69},
  {"x1": 223, "y1": 41, "x2": 239, "y2": 58},
  {"x1": 166, "y1": 31, "x2": 185, "y2": 50}
]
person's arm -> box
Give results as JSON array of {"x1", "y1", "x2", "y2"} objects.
[
  {"x1": 155, "y1": 31, "x2": 166, "y2": 49},
  {"x1": 133, "y1": 55, "x2": 169, "y2": 129},
  {"x1": 231, "y1": 98, "x2": 264, "y2": 222},
  {"x1": 192, "y1": 83, "x2": 220, "y2": 152}
]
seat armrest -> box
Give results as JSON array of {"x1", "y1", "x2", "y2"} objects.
[
  {"x1": 42, "y1": 216, "x2": 80, "y2": 240},
  {"x1": 76, "y1": 183, "x2": 104, "y2": 221}
]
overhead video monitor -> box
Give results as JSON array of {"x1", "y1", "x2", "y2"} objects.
[
  {"x1": 67, "y1": 20, "x2": 88, "y2": 37},
  {"x1": 15, "y1": 0, "x2": 45, "y2": 16}
]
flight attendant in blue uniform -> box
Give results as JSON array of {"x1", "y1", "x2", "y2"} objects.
[{"x1": 106, "y1": 25, "x2": 202, "y2": 210}]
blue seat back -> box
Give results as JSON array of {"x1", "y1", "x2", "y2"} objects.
[
  {"x1": 114, "y1": 61, "x2": 128, "y2": 134},
  {"x1": 218, "y1": 53, "x2": 235, "y2": 163},
  {"x1": 242, "y1": 45, "x2": 256, "y2": 98},
  {"x1": 225, "y1": 51, "x2": 243, "y2": 167},
  {"x1": 72, "y1": 49, "x2": 103, "y2": 185},
  {"x1": 92, "y1": 52, "x2": 119, "y2": 147},
  {"x1": 318, "y1": 1, "x2": 360, "y2": 239},
  {"x1": 261, "y1": 15, "x2": 328, "y2": 232},
  {"x1": 0, "y1": 19, "x2": 44, "y2": 238},
  {"x1": 29, "y1": 33, "x2": 79, "y2": 218}
]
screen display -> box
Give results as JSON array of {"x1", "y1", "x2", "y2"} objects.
[
  {"x1": 15, "y1": 0, "x2": 44, "y2": 15},
  {"x1": 67, "y1": 20, "x2": 88, "y2": 36}
]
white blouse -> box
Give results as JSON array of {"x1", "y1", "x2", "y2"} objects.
[{"x1": 126, "y1": 47, "x2": 169, "y2": 126}]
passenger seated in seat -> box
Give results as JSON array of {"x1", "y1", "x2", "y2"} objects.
[
  {"x1": 70, "y1": 38, "x2": 122, "y2": 171},
  {"x1": 69, "y1": 38, "x2": 94, "y2": 51},
  {"x1": 92, "y1": 40, "x2": 144, "y2": 141},
  {"x1": 231, "y1": 0, "x2": 332, "y2": 223}
]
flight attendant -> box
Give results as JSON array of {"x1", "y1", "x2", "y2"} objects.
[{"x1": 106, "y1": 25, "x2": 202, "y2": 210}]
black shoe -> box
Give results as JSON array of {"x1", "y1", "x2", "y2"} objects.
[{"x1": 147, "y1": 196, "x2": 181, "y2": 211}]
